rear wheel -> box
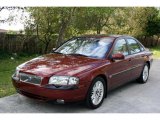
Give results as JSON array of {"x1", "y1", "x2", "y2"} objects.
[
  {"x1": 86, "y1": 77, "x2": 106, "y2": 109},
  {"x1": 137, "y1": 63, "x2": 149, "y2": 83}
]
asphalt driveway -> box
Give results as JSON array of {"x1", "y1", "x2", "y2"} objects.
[{"x1": 0, "y1": 59, "x2": 160, "y2": 113}]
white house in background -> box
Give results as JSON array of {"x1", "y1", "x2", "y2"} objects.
[
  {"x1": 0, "y1": 28, "x2": 24, "y2": 34},
  {"x1": 0, "y1": 29, "x2": 8, "y2": 33}
]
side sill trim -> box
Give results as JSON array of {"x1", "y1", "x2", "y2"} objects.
[{"x1": 110, "y1": 64, "x2": 142, "y2": 78}]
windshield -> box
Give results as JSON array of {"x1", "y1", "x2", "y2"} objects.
[{"x1": 55, "y1": 37, "x2": 114, "y2": 58}]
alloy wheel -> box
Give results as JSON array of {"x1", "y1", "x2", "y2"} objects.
[
  {"x1": 91, "y1": 81, "x2": 104, "y2": 105},
  {"x1": 143, "y1": 65, "x2": 149, "y2": 82}
]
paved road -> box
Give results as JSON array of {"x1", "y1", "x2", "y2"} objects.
[{"x1": 0, "y1": 60, "x2": 160, "y2": 113}]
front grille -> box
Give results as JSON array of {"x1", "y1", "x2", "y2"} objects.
[{"x1": 19, "y1": 73, "x2": 42, "y2": 85}]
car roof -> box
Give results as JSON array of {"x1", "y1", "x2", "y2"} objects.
[{"x1": 77, "y1": 34, "x2": 134, "y2": 39}]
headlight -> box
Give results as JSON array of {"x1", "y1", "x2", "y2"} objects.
[
  {"x1": 48, "y1": 76, "x2": 79, "y2": 86},
  {"x1": 12, "y1": 68, "x2": 20, "y2": 81},
  {"x1": 15, "y1": 70, "x2": 19, "y2": 77}
]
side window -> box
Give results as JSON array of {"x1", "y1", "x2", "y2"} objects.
[
  {"x1": 113, "y1": 39, "x2": 129, "y2": 56},
  {"x1": 127, "y1": 39, "x2": 141, "y2": 54},
  {"x1": 138, "y1": 42, "x2": 145, "y2": 51}
]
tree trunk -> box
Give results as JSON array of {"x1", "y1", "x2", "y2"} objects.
[
  {"x1": 56, "y1": 8, "x2": 76, "y2": 47},
  {"x1": 0, "y1": 7, "x2": 4, "y2": 12},
  {"x1": 97, "y1": 29, "x2": 101, "y2": 34},
  {"x1": 144, "y1": 36, "x2": 148, "y2": 47},
  {"x1": 43, "y1": 32, "x2": 52, "y2": 53},
  {"x1": 96, "y1": 18, "x2": 101, "y2": 34},
  {"x1": 44, "y1": 41, "x2": 50, "y2": 53},
  {"x1": 156, "y1": 35, "x2": 159, "y2": 46},
  {"x1": 56, "y1": 22, "x2": 67, "y2": 47}
]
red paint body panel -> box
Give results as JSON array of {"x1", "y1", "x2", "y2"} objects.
[
  {"x1": 11, "y1": 35, "x2": 153, "y2": 102},
  {"x1": 12, "y1": 80, "x2": 89, "y2": 102}
]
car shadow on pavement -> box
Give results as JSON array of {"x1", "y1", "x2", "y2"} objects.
[{"x1": 18, "y1": 80, "x2": 139, "y2": 113}]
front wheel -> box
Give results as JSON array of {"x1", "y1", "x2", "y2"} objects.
[
  {"x1": 86, "y1": 77, "x2": 106, "y2": 109},
  {"x1": 137, "y1": 63, "x2": 149, "y2": 83}
]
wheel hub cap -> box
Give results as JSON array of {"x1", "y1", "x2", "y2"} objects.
[
  {"x1": 143, "y1": 65, "x2": 149, "y2": 81},
  {"x1": 91, "y1": 81, "x2": 104, "y2": 105}
]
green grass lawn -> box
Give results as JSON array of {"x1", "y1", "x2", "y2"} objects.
[
  {"x1": 0, "y1": 54, "x2": 38, "y2": 98},
  {"x1": 150, "y1": 46, "x2": 160, "y2": 59}
]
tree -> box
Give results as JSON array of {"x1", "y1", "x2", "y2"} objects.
[
  {"x1": 74, "y1": 7, "x2": 115, "y2": 34},
  {"x1": 26, "y1": 7, "x2": 77, "y2": 53},
  {"x1": 26, "y1": 7, "x2": 59, "y2": 53},
  {"x1": 25, "y1": 7, "x2": 160, "y2": 53},
  {"x1": 56, "y1": 7, "x2": 76, "y2": 47},
  {"x1": 145, "y1": 8, "x2": 160, "y2": 36},
  {"x1": 108, "y1": 7, "x2": 159, "y2": 37}
]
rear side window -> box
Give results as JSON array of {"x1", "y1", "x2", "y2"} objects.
[
  {"x1": 127, "y1": 39, "x2": 141, "y2": 54},
  {"x1": 138, "y1": 42, "x2": 145, "y2": 51}
]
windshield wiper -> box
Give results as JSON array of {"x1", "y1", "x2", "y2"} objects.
[
  {"x1": 52, "y1": 51, "x2": 63, "y2": 54},
  {"x1": 68, "y1": 53, "x2": 88, "y2": 57}
]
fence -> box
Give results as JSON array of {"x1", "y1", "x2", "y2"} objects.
[
  {"x1": 137, "y1": 36, "x2": 160, "y2": 48},
  {"x1": 0, "y1": 33, "x2": 55, "y2": 54},
  {"x1": 0, "y1": 33, "x2": 160, "y2": 54}
]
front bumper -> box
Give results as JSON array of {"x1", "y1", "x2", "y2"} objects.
[{"x1": 12, "y1": 77, "x2": 89, "y2": 102}]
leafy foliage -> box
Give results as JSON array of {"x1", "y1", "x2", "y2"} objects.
[
  {"x1": 73, "y1": 7, "x2": 115, "y2": 34},
  {"x1": 23, "y1": 7, "x2": 160, "y2": 52},
  {"x1": 25, "y1": 7, "x2": 76, "y2": 53}
]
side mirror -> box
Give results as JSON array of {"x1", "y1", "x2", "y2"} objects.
[{"x1": 112, "y1": 53, "x2": 125, "y2": 60}]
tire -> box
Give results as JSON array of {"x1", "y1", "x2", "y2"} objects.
[
  {"x1": 85, "y1": 77, "x2": 106, "y2": 109},
  {"x1": 137, "y1": 63, "x2": 149, "y2": 83}
]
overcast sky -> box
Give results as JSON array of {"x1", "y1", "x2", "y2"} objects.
[{"x1": 0, "y1": 9, "x2": 29, "y2": 31}]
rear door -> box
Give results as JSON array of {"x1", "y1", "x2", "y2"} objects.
[
  {"x1": 126, "y1": 38, "x2": 145, "y2": 80},
  {"x1": 108, "y1": 38, "x2": 132, "y2": 89}
]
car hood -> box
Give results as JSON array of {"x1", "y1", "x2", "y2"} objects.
[{"x1": 17, "y1": 53, "x2": 103, "y2": 77}]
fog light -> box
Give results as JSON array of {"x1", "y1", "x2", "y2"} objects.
[{"x1": 56, "y1": 99, "x2": 65, "y2": 104}]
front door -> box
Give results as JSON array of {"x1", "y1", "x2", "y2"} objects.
[{"x1": 108, "y1": 38, "x2": 132, "y2": 90}]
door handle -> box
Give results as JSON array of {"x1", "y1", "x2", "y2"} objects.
[
  {"x1": 141, "y1": 55, "x2": 147, "y2": 58},
  {"x1": 128, "y1": 58, "x2": 132, "y2": 61}
]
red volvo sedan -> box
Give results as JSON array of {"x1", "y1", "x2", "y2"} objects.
[{"x1": 12, "y1": 35, "x2": 153, "y2": 109}]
